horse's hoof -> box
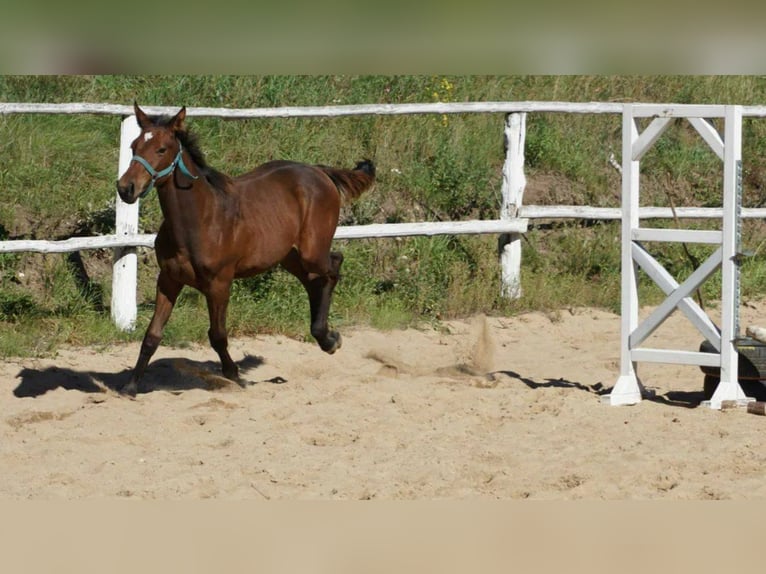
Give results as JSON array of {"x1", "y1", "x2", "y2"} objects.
[
  {"x1": 119, "y1": 381, "x2": 138, "y2": 397},
  {"x1": 222, "y1": 366, "x2": 240, "y2": 381},
  {"x1": 323, "y1": 332, "x2": 342, "y2": 354}
]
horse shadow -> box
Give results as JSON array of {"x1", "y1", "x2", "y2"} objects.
[{"x1": 12, "y1": 354, "x2": 285, "y2": 398}]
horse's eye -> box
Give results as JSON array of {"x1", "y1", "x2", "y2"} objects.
[{"x1": 157, "y1": 147, "x2": 167, "y2": 155}]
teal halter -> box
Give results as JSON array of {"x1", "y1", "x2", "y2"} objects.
[{"x1": 131, "y1": 143, "x2": 198, "y2": 198}]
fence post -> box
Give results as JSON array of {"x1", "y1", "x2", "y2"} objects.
[
  {"x1": 111, "y1": 115, "x2": 141, "y2": 331},
  {"x1": 499, "y1": 112, "x2": 526, "y2": 298}
]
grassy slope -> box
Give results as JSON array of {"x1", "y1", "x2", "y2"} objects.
[{"x1": 3, "y1": 75, "x2": 766, "y2": 356}]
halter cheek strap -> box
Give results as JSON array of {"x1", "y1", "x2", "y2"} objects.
[{"x1": 131, "y1": 144, "x2": 198, "y2": 199}]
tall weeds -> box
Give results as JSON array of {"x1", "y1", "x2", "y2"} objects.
[{"x1": 3, "y1": 75, "x2": 766, "y2": 355}]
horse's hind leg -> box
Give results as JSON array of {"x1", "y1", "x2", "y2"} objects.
[
  {"x1": 119, "y1": 272, "x2": 182, "y2": 396},
  {"x1": 205, "y1": 277, "x2": 239, "y2": 381},
  {"x1": 312, "y1": 250, "x2": 344, "y2": 353},
  {"x1": 281, "y1": 248, "x2": 344, "y2": 354}
]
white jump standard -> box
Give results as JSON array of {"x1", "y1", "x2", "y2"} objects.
[{"x1": 605, "y1": 104, "x2": 753, "y2": 410}]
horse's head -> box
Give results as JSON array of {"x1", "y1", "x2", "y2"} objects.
[{"x1": 116, "y1": 103, "x2": 194, "y2": 203}]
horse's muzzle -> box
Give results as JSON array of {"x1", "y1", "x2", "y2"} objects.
[{"x1": 116, "y1": 180, "x2": 139, "y2": 204}]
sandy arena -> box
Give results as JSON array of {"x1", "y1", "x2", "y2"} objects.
[{"x1": 3, "y1": 301, "x2": 766, "y2": 500}]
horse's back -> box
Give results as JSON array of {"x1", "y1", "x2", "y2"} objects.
[
  {"x1": 236, "y1": 160, "x2": 323, "y2": 185},
  {"x1": 234, "y1": 160, "x2": 340, "y2": 213}
]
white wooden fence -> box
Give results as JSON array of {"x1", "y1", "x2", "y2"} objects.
[{"x1": 3, "y1": 101, "x2": 766, "y2": 333}]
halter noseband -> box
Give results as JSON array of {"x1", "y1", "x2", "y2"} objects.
[{"x1": 131, "y1": 143, "x2": 198, "y2": 198}]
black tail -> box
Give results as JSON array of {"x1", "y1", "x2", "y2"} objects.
[{"x1": 318, "y1": 159, "x2": 375, "y2": 203}]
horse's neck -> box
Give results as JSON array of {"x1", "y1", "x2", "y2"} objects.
[{"x1": 157, "y1": 178, "x2": 215, "y2": 239}]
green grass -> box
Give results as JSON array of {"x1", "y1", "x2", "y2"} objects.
[{"x1": 4, "y1": 75, "x2": 766, "y2": 357}]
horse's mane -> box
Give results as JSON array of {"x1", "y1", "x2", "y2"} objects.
[{"x1": 151, "y1": 114, "x2": 230, "y2": 192}]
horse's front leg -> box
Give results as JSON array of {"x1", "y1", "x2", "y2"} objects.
[
  {"x1": 205, "y1": 277, "x2": 239, "y2": 381},
  {"x1": 119, "y1": 272, "x2": 182, "y2": 396}
]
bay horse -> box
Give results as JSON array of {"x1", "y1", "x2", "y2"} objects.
[{"x1": 115, "y1": 103, "x2": 375, "y2": 395}]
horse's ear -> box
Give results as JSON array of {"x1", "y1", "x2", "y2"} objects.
[
  {"x1": 171, "y1": 106, "x2": 187, "y2": 132},
  {"x1": 134, "y1": 102, "x2": 151, "y2": 129}
]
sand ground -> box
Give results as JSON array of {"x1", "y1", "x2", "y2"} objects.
[{"x1": 3, "y1": 301, "x2": 766, "y2": 500}]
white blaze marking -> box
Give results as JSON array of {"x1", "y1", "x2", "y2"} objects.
[{"x1": 143, "y1": 132, "x2": 154, "y2": 142}]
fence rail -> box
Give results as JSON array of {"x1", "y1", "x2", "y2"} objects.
[
  {"x1": 3, "y1": 100, "x2": 765, "y2": 330},
  {"x1": 0, "y1": 101, "x2": 624, "y2": 117},
  {"x1": 4, "y1": 101, "x2": 766, "y2": 118},
  {"x1": 4, "y1": 206, "x2": 766, "y2": 255}
]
